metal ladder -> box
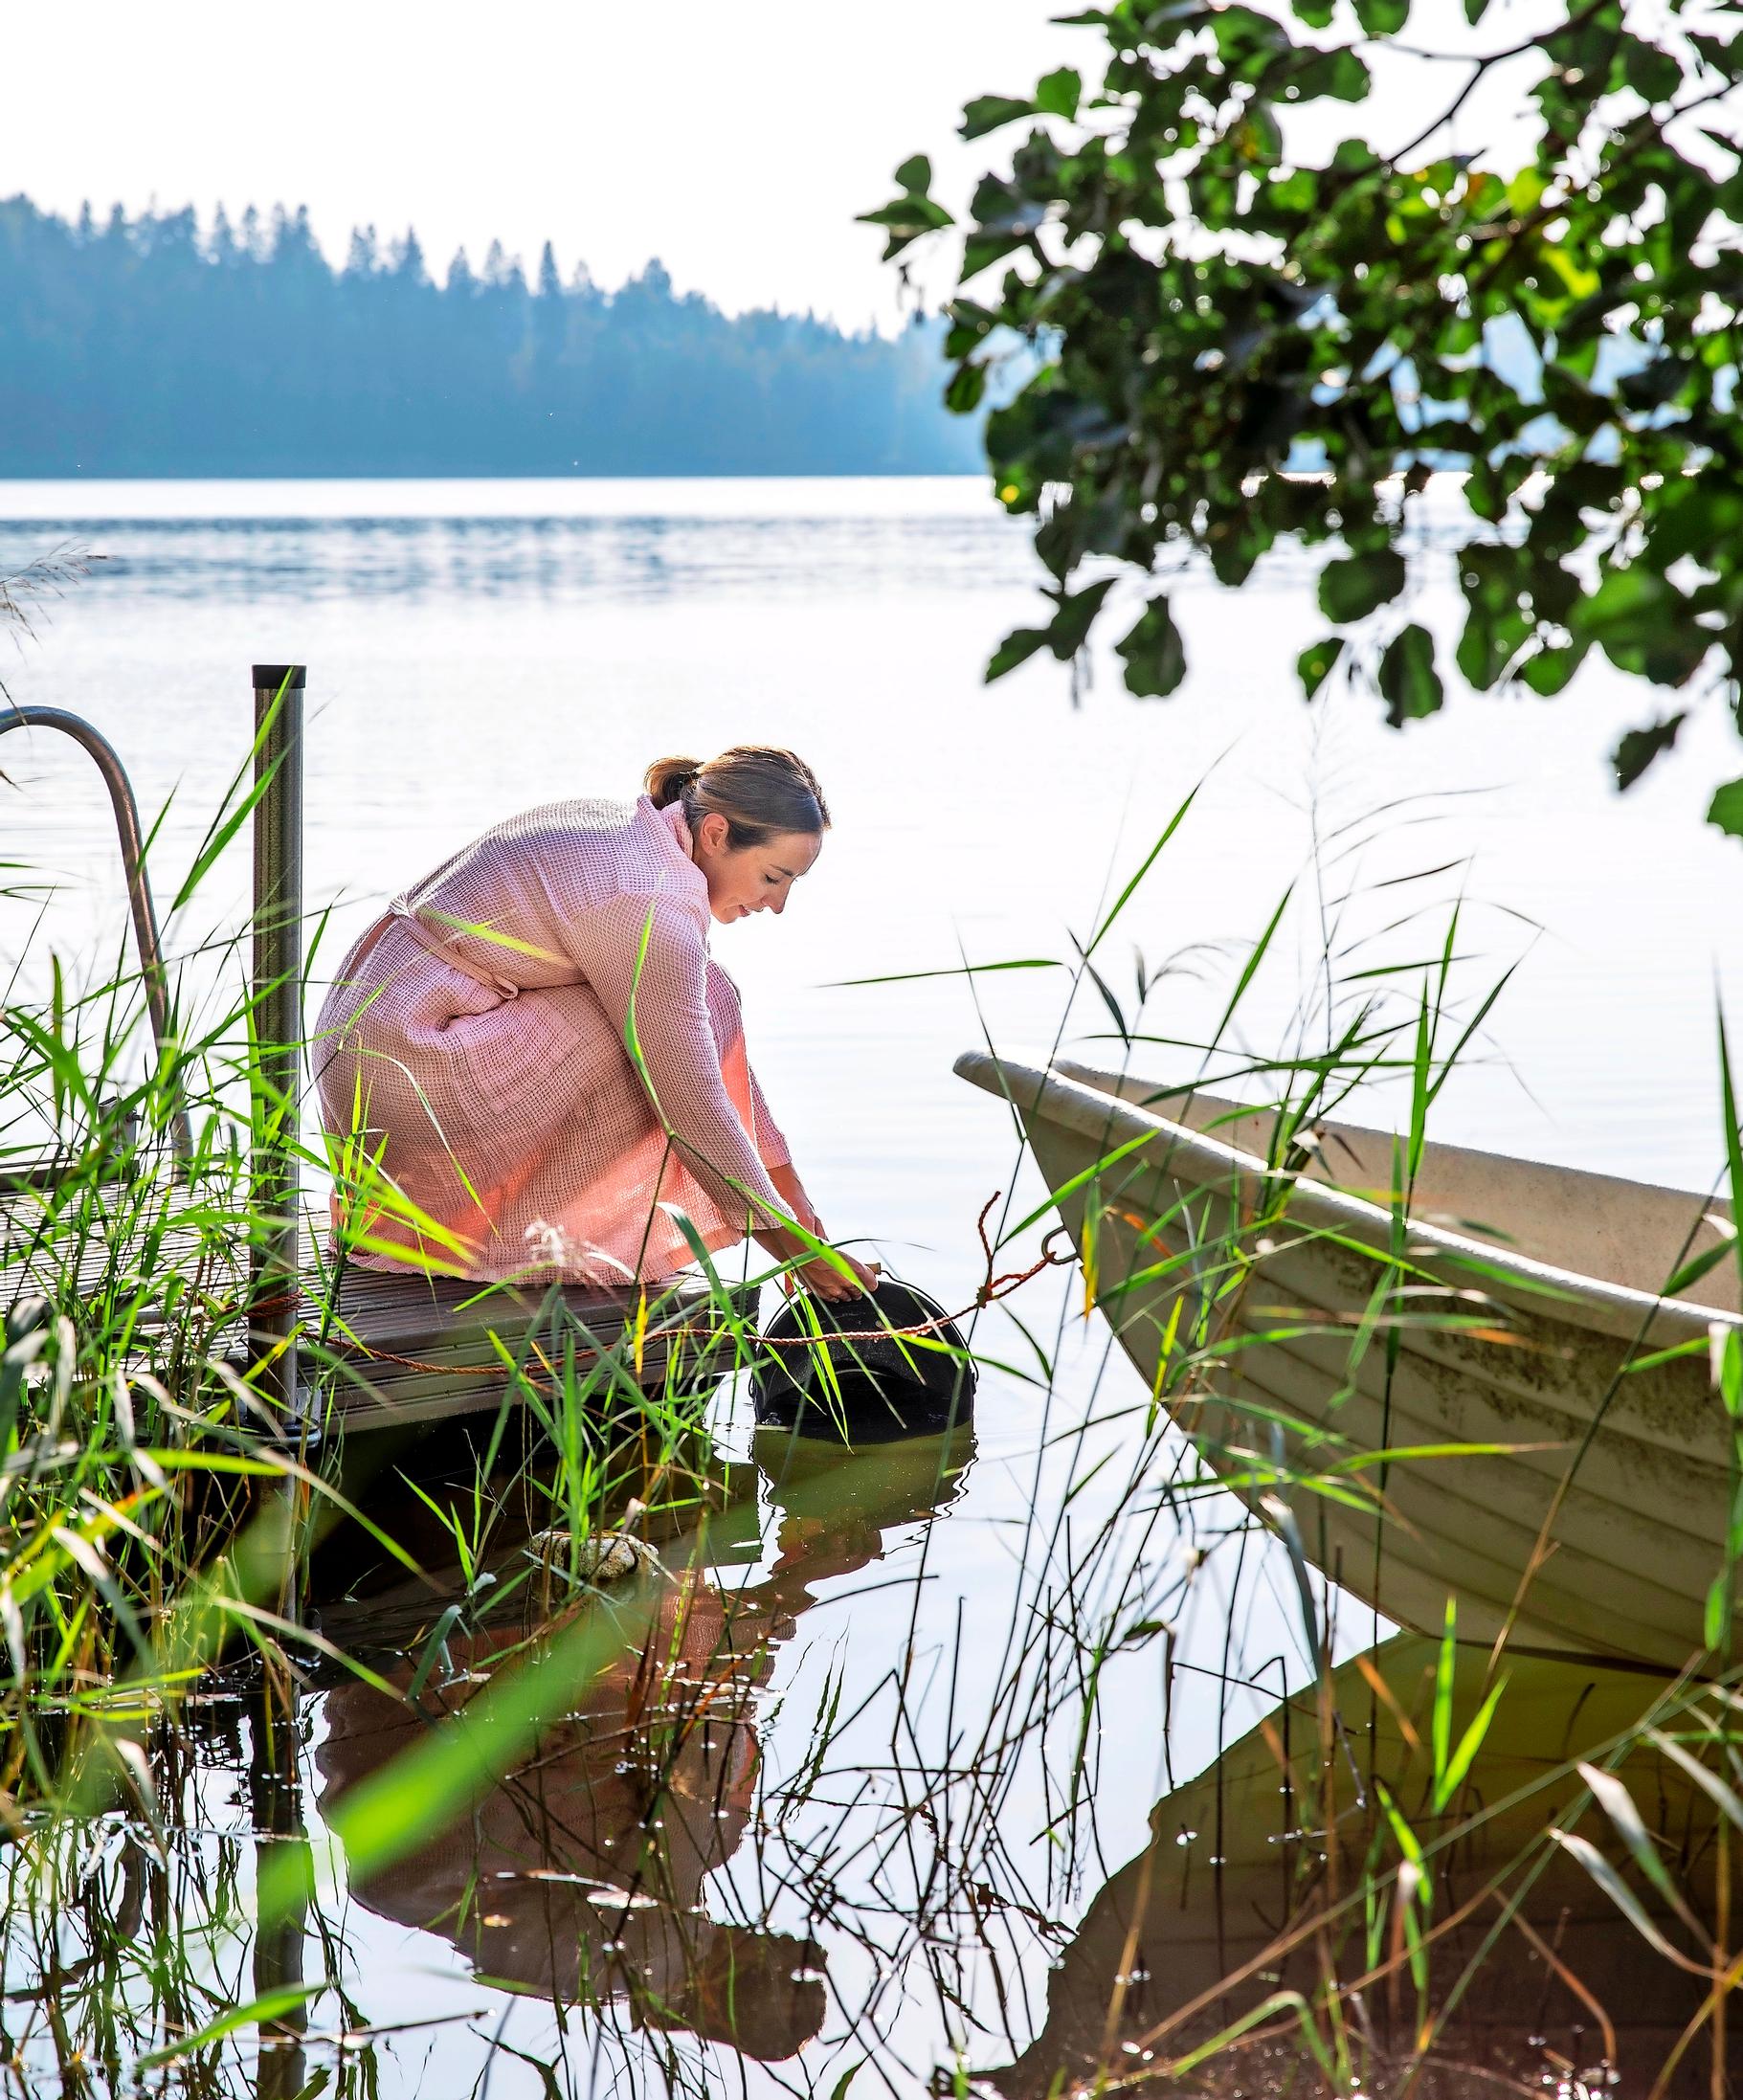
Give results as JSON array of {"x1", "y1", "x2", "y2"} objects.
[
  {"x1": 4, "y1": 671, "x2": 305, "y2": 1418},
  {"x1": 0, "y1": 704, "x2": 194, "y2": 1166}
]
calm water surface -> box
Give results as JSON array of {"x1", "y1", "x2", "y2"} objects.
[{"x1": 3, "y1": 479, "x2": 1741, "y2": 2095}]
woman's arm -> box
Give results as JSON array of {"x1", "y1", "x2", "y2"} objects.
[
  {"x1": 576, "y1": 894, "x2": 795, "y2": 1228},
  {"x1": 576, "y1": 894, "x2": 875, "y2": 1296},
  {"x1": 747, "y1": 1050, "x2": 883, "y2": 1299},
  {"x1": 746, "y1": 1060, "x2": 793, "y2": 1173},
  {"x1": 744, "y1": 1058, "x2": 812, "y2": 1223},
  {"x1": 769, "y1": 1161, "x2": 819, "y2": 1237},
  {"x1": 768, "y1": 1161, "x2": 881, "y2": 1299}
]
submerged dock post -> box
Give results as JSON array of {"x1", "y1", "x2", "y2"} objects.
[{"x1": 250, "y1": 665, "x2": 305, "y2": 1429}]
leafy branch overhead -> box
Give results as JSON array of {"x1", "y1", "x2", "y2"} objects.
[{"x1": 860, "y1": 0, "x2": 1743, "y2": 832}]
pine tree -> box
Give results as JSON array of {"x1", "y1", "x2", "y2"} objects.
[{"x1": 387, "y1": 226, "x2": 428, "y2": 284}]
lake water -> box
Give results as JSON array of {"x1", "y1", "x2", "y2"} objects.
[{"x1": 3, "y1": 479, "x2": 1742, "y2": 2095}]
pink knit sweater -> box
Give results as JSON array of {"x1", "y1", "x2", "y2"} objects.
[{"x1": 313, "y1": 794, "x2": 793, "y2": 1285}]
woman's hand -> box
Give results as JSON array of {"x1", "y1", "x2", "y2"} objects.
[{"x1": 797, "y1": 1249, "x2": 882, "y2": 1302}]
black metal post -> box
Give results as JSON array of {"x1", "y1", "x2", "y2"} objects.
[{"x1": 250, "y1": 666, "x2": 304, "y2": 1428}]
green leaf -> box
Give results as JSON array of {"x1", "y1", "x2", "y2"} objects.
[
  {"x1": 1292, "y1": 46, "x2": 1373, "y2": 101},
  {"x1": 1036, "y1": 66, "x2": 1083, "y2": 119},
  {"x1": 1577, "y1": 1762, "x2": 1693, "y2": 1919},
  {"x1": 1613, "y1": 714, "x2": 1686, "y2": 792},
  {"x1": 1645, "y1": 1728, "x2": 1743, "y2": 1835},
  {"x1": 1717, "y1": 1006, "x2": 1743, "y2": 1326},
  {"x1": 856, "y1": 189, "x2": 955, "y2": 261},
  {"x1": 1434, "y1": 1671, "x2": 1508, "y2": 1811},
  {"x1": 1716, "y1": 1325, "x2": 1743, "y2": 1419},
  {"x1": 857, "y1": 199, "x2": 954, "y2": 234},
  {"x1": 1662, "y1": 1227, "x2": 1739, "y2": 1301},
  {"x1": 823, "y1": 957, "x2": 1065, "y2": 987},
  {"x1": 986, "y1": 627, "x2": 1051, "y2": 682},
  {"x1": 1212, "y1": 5, "x2": 1290, "y2": 62},
  {"x1": 1517, "y1": 642, "x2": 1584, "y2": 697},
  {"x1": 1297, "y1": 636, "x2": 1344, "y2": 700},
  {"x1": 1116, "y1": 594, "x2": 1187, "y2": 697},
  {"x1": 136, "y1": 1984, "x2": 325, "y2": 2069},
  {"x1": 961, "y1": 96, "x2": 1037, "y2": 141},
  {"x1": 1166, "y1": 1990, "x2": 1334, "y2": 2083},
  {"x1": 173, "y1": 726, "x2": 282, "y2": 913},
  {"x1": 1236, "y1": 103, "x2": 1285, "y2": 165},
  {"x1": 1377, "y1": 623, "x2": 1443, "y2": 726},
  {"x1": 1084, "y1": 773, "x2": 1204, "y2": 960},
  {"x1": 855, "y1": 0, "x2": 1743, "y2": 807},
  {"x1": 943, "y1": 301, "x2": 999, "y2": 359},
  {"x1": 946, "y1": 361, "x2": 988, "y2": 413},
  {"x1": 963, "y1": 231, "x2": 1032, "y2": 279},
  {"x1": 1575, "y1": 566, "x2": 1672, "y2": 647},
  {"x1": 1432, "y1": 1597, "x2": 1456, "y2": 1788},
  {"x1": 1374, "y1": 1776, "x2": 1426, "y2": 1874},
  {"x1": 1319, "y1": 549, "x2": 1406, "y2": 623},
  {"x1": 1044, "y1": 575, "x2": 1117, "y2": 659},
  {"x1": 1648, "y1": 485, "x2": 1743, "y2": 570},
  {"x1": 1545, "y1": 1829, "x2": 1689, "y2": 1967},
  {"x1": 1574, "y1": 566, "x2": 1706, "y2": 684},
  {"x1": 893, "y1": 154, "x2": 933, "y2": 194}
]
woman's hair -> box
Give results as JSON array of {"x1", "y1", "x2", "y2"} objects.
[{"x1": 644, "y1": 746, "x2": 831, "y2": 848}]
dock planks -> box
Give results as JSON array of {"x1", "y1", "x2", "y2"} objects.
[{"x1": 1, "y1": 1177, "x2": 761, "y2": 1444}]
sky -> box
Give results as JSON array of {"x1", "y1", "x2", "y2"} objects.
[
  {"x1": 6, "y1": 0, "x2": 1614, "y2": 331},
  {"x1": 4, "y1": 0, "x2": 1081, "y2": 329}
]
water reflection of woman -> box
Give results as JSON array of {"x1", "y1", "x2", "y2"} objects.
[
  {"x1": 315, "y1": 1428, "x2": 975, "y2": 2063},
  {"x1": 314, "y1": 748, "x2": 879, "y2": 1299}
]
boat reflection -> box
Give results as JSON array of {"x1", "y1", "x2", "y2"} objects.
[
  {"x1": 988, "y1": 1634, "x2": 1743, "y2": 2097},
  {"x1": 315, "y1": 1423, "x2": 973, "y2": 2061}
]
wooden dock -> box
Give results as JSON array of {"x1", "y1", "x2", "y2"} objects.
[
  {"x1": 304, "y1": 1259, "x2": 759, "y2": 1438},
  {"x1": 2, "y1": 670, "x2": 763, "y2": 1455},
  {"x1": 1, "y1": 1188, "x2": 761, "y2": 1446}
]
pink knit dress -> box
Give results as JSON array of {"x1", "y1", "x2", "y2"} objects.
[{"x1": 313, "y1": 794, "x2": 793, "y2": 1285}]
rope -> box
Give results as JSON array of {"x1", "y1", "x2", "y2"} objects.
[{"x1": 239, "y1": 1192, "x2": 1076, "y2": 1391}]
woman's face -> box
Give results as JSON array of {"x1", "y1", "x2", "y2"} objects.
[{"x1": 692, "y1": 813, "x2": 822, "y2": 925}]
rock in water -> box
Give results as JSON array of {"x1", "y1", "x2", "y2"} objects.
[{"x1": 526, "y1": 1529, "x2": 662, "y2": 1585}]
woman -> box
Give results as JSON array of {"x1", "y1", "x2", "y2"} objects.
[{"x1": 314, "y1": 746, "x2": 878, "y2": 1301}]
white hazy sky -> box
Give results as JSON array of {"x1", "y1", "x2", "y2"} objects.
[
  {"x1": 7, "y1": 1, "x2": 1599, "y2": 328},
  {"x1": 5, "y1": 0, "x2": 1084, "y2": 328}
]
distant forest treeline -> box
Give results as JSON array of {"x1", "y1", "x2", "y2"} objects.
[{"x1": 0, "y1": 196, "x2": 982, "y2": 477}]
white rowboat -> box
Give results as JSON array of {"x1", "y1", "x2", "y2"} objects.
[{"x1": 956, "y1": 1049, "x2": 1743, "y2": 1668}]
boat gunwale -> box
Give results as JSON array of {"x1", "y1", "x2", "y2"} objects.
[{"x1": 955, "y1": 1049, "x2": 1743, "y2": 1351}]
